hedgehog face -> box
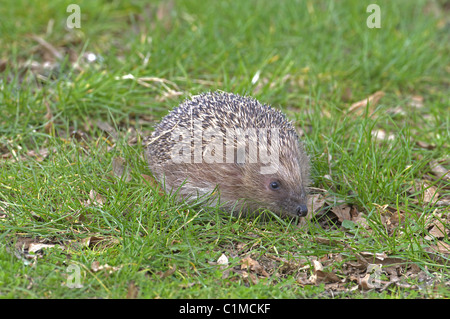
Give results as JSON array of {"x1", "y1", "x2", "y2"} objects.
[
  {"x1": 240, "y1": 163, "x2": 309, "y2": 218},
  {"x1": 263, "y1": 175, "x2": 308, "y2": 218}
]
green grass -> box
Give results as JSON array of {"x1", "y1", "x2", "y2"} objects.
[{"x1": 1, "y1": 0, "x2": 449, "y2": 299}]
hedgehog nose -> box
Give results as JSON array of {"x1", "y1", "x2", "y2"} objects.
[{"x1": 296, "y1": 204, "x2": 308, "y2": 217}]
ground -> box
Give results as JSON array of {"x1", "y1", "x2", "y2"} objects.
[{"x1": 0, "y1": 0, "x2": 449, "y2": 298}]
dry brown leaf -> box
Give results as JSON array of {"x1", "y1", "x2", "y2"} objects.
[
  {"x1": 86, "y1": 189, "x2": 106, "y2": 207},
  {"x1": 0, "y1": 203, "x2": 7, "y2": 219},
  {"x1": 44, "y1": 102, "x2": 53, "y2": 134},
  {"x1": 416, "y1": 140, "x2": 435, "y2": 150},
  {"x1": 80, "y1": 236, "x2": 119, "y2": 248},
  {"x1": 359, "y1": 251, "x2": 404, "y2": 266},
  {"x1": 91, "y1": 261, "x2": 121, "y2": 273},
  {"x1": 28, "y1": 243, "x2": 58, "y2": 254},
  {"x1": 2, "y1": 148, "x2": 56, "y2": 163},
  {"x1": 410, "y1": 180, "x2": 441, "y2": 205},
  {"x1": 141, "y1": 173, "x2": 154, "y2": 182},
  {"x1": 408, "y1": 95, "x2": 424, "y2": 108},
  {"x1": 97, "y1": 121, "x2": 118, "y2": 140},
  {"x1": 157, "y1": 89, "x2": 183, "y2": 102},
  {"x1": 371, "y1": 129, "x2": 395, "y2": 141},
  {"x1": 126, "y1": 281, "x2": 139, "y2": 299},
  {"x1": 158, "y1": 265, "x2": 177, "y2": 278},
  {"x1": 359, "y1": 273, "x2": 376, "y2": 290},
  {"x1": 331, "y1": 204, "x2": 352, "y2": 222},
  {"x1": 352, "y1": 212, "x2": 370, "y2": 229},
  {"x1": 248, "y1": 273, "x2": 259, "y2": 285},
  {"x1": 0, "y1": 59, "x2": 7, "y2": 73},
  {"x1": 240, "y1": 256, "x2": 270, "y2": 277},
  {"x1": 435, "y1": 199, "x2": 450, "y2": 207},
  {"x1": 217, "y1": 254, "x2": 229, "y2": 266},
  {"x1": 423, "y1": 183, "x2": 440, "y2": 204},
  {"x1": 426, "y1": 219, "x2": 448, "y2": 239},
  {"x1": 112, "y1": 156, "x2": 132, "y2": 182},
  {"x1": 341, "y1": 87, "x2": 353, "y2": 102},
  {"x1": 348, "y1": 91, "x2": 385, "y2": 115},
  {"x1": 156, "y1": 0, "x2": 175, "y2": 29},
  {"x1": 310, "y1": 260, "x2": 341, "y2": 284},
  {"x1": 70, "y1": 130, "x2": 89, "y2": 142},
  {"x1": 433, "y1": 241, "x2": 450, "y2": 255},
  {"x1": 307, "y1": 193, "x2": 326, "y2": 217},
  {"x1": 430, "y1": 160, "x2": 450, "y2": 181},
  {"x1": 28, "y1": 148, "x2": 52, "y2": 162},
  {"x1": 316, "y1": 270, "x2": 341, "y2": 284}
]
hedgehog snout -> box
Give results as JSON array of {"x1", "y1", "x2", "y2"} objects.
[{"x1": 295, "y1": 204, "x2": 308, "y2": 217}]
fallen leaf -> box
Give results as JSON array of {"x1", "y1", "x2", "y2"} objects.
[
  {"x1": 156, "y1": 0, "x2": 175, "y2": 30},
  {"x1": 126, "y1": 281, "x2": 139, "y2": 299},
  {"x1": 97, "y1": 121, "x2": 118, "y2": 140},
  {"x1": 423, "y1": 184, "x2": 440, "y2": 204},
  {"x1": 248, "y1": 272, "x2": 259, "y2": 285},
  {"x1": 158, "y1": 265, "x2": 177, "y2": 278},
  {"x1": 307, "y1": 193, "x2": 326, "y2": 217},
  {"x1": 416, "y1": 140, "x2": 435, "y2": 150},
  {"x1": 430, "y1": 160, "x2": 450, "y2": 181},
  {"x1": 241, "y1": 256, "x2": 270, "y2": 277},
  {"x1": 0, "y1": 204, "x2": 7, "y2": 219},
  {"x1": 217, "y1": 254, "x2": 229, "y2": 266},
  {"x1": 371, "y1": 129, "x2": 395, "y2": 141},
  {"x1": 27, "y1": 148, "x2": 52, "y2": 162},
  {"x1": 112, "y1": 156, "x2": 132, "y2": 182},
  {"x1": 70, "y1": 130, "x2": 89, "y2": 142},
  {"x1": 86, "y1": 189, "x2": 106, "y2": 207},
  {"x1": 413, "y1": 181, "x2": 440, "y2": 204},
  {"x1": 348, "y1": 91, "x2": 385, "y2": 116},
  {"x1": 141, "y1": 173, "x2": 154, "y2": 182},
  {"x1": 433, "y1": 241, "x2": 450, "y2": 255},
  {"x1": 341, "y1": 87, "x2": 353, "y2": 102},
  {"x1": 310, "y1": 260, "x2": 341, "y2": 284},
  {"x1": 0, "y1": 59, "x2": 7, "y2": 73},
  {"x1": 80, "y1": 236, "x2": 119, "y2": 248},
  {"x1": 359, "y1": 251, "x2": 404, "y2": 266},
  {"x1": 331, "y1": 204, "x2": 352, "y2": 222},
  {"x1": 91, "y1": 261, "x2": 121, "y2": 273},
  {"x1": 157, "y1": 89, "x2": 183, "y2": 102},
  {"x1": 359, "y1": 273, "x2": 376, "y2": 290},
  {"x1": 426, "y1": 219, "x2": 448, "y2": 239},
  {"x1": 352, "y1": 212, "x2": 370, "y2": 229},
  {"x1": 28, "y1": 243, "x2": 57, "y2": 254},
  {"x1": 91, "y1": 261, "x2": 100, "y2": 271},
  {"x1": 408, "y1": 95, "x2": 424, "y2": 108},
  {"x1": 435, "y1": 199, "x2": 450, "y2": 207}
]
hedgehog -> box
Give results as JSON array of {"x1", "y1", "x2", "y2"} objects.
[{"x1": 145, "y1": 91, "x2": 310, "y2": 218}]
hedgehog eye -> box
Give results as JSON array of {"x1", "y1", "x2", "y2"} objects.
[{"x1": 269, "y1": 181, "x2": 281, "y2": 190}]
